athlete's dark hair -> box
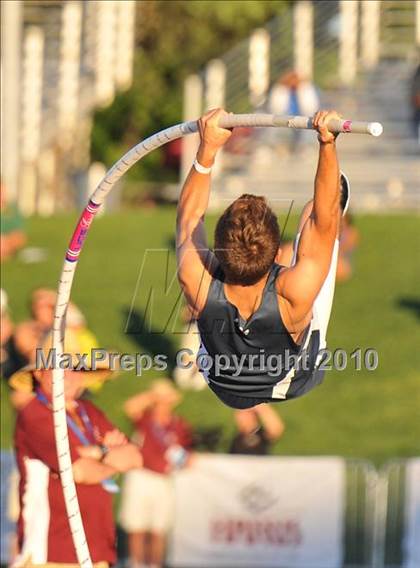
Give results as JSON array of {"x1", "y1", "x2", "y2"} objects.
[{"x1": 214, "y1": 194, "x2": 281, "y2": 286}]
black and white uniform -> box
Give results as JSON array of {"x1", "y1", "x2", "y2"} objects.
[{"x1": 196, "y1": 236, "x2": 339, "y2": 409}]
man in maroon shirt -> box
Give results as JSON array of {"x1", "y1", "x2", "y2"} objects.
[
  {"x1": 13, "y1": 364, "x2": 142, "y2": 567},
  {"x1": 120, "y1": 380, "x2": 192, "y2": 568}
]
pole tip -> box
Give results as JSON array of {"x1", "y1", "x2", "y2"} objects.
[{"x1": 368, "y1": 122, "x2": 383, "y2": 137}]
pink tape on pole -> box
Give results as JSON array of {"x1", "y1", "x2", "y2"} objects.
[
  {"x1": 342, "y1": 120, "x2": 352, "y2": 133},
  {"x1": 66, "y1": 201, "x2": 101, "y2": 262}
]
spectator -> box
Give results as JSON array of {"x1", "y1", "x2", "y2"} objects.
[
  {"x1": 229, "y1": 404, "x2": 285, "y2": 455},
  {"x1": 8, "y1": 288, "x2": 60, "y2": 375},
  {"x1": 12, "y1": 347, "x2": 142, "y2": 567},
  {"x1": 173, "y1": 305, "x2": 206, "y2": 391},
  {"x1": 336, "y1": 212, "x2": 360, "y2": 282},
  {"x1": 410, "y1": 62, "x2": 420, "y2": 143},
  {"x1": 268, "y1": 70, "x2": 320, "y2": 154},
  {"x1": 9, "y1": 329, "x2": 114, "y2": 411},
  {"x1": 0, "y1": 182, "x2": 26, "y2": 262},
  {"x1": 14, "y1": 289, "x2": 101, "y2": 366},
  {"x1": 13, "y1": 289, "x2": 61, "y2": 366},
  {"x1": 9, "y1": 288, "x2": 113, "y2": 409},
  {"x1": 269, "y1": 70, "x2": 319, "y2": 119},
  {"x1": 0, "y1": 289, "x2": 27, "y2": 380},
  {"x1": 120, "y1": 380, "x2": 193, "y2": 568}
]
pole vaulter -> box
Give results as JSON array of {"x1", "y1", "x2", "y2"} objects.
[{"x1": 52, "y1": 111, "x2": 382, "y2": 566}]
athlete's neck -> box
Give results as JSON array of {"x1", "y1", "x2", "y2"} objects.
[
  {"x1": 224, "y1": 271, "x2": 269, "y2": 292},
  {"x1": 224, "y1": 271, "x2": 270, "y2": 320}
]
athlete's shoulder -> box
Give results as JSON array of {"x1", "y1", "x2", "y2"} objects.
[{"x1": 273, "y1": 262, "x2": 291, "y2": 290}]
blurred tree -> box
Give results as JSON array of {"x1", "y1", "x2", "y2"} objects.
[{"x1": 91, "y1": 0, "x2": 288, "y2": 184}]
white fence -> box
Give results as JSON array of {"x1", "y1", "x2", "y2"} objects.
[{"x1": 1, "y1": 0, "x2": 136, "y2": 215}]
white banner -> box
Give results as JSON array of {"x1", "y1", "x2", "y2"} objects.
[
  {"x1": 404, "y1": 458, "x2": 420, "y2": 568},
  {"x1": 168, "y1": 455, "x2": 345, "y2": 567}
]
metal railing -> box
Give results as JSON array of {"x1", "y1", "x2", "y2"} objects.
[
  {"x1": 345, "y1": 460, "x2": 378, "y2": 567},
  {"x1": 374, "y1": 459, "x2": 420, "y2": 568}
]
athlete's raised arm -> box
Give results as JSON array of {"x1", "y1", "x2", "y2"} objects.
[
  {"x1": 277, "y1": 110, "x2": 341, "y2": 324},
  {"x1": 176, "y1": 108, "x2": 232, "y2": 316}
]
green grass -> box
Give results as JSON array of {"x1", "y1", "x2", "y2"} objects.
[{"x1": 1, "y1": 209, "x2": 420, "y2": 466}]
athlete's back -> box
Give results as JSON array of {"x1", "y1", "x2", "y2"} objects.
[{"x1": 176, "y1": 108, "x2": 342, "y2": 408}]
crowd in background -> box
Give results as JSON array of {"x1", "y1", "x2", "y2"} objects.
[
  {"x1": 0, "y1": 248, "x2": 286, "y2": 568},
  {"x1": 1, "y1": 283, "x2": 285, "y2": 566}
]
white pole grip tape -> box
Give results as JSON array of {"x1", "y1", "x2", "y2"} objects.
[{"x1": 214, "y1": 113, "x2": 383, "y2": 136}]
